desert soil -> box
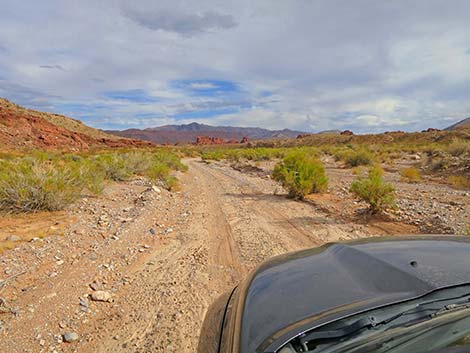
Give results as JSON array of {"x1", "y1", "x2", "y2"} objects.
[{"x1": 0, "y1": 158, "x2": 468, "y2": 353}]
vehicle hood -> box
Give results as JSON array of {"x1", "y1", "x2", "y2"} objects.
[{"x1": 239, "y1": 236, "x2": 470, "y2": 353}]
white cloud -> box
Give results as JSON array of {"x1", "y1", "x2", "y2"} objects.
[{"x1": 0, "y1": 0, "x2": 469, "y2": 132}]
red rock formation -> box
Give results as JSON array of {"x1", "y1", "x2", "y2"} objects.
[
  {"x1": 196, "y1": 136, "x2": 226, "y2": 145},
  {"x1": 296, "y1": 134, "x2": 310, "y2": 139},
  {"x1": 423, "y1": 128, "x2": 441, "y2": 132},
  {"x1": 340, "y1": 130, "x2": 354, "y2": 136},
  {"x1": 0, "y1": 98, "x2": 153, "y2": 151}
]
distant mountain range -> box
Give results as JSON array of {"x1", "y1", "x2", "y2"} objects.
[
  {"x1": 445, "y1": 118, "x2": 470, "y2": 131},
  {"x1": 106, "y1": 122, "x2": 306, "y2": 144}
]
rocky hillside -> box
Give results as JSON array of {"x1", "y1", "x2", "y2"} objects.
[
  {"x1": 107, "y1": 122, "x2": 305, "y2": 144},
  {"x1": 445, "y1": 118, "x2": 470, "y2": 130},
  {"x1": 0, "y1": 98, "x2": 153, "y2": 151}
]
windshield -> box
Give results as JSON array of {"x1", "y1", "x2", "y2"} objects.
[{"x1": 278, "y1": 285, "x2": 470, "y2": 353}]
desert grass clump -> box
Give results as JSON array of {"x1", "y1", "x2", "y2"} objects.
[
  {"x1": 448, "y1": 175, "x2": 470, "y2": 190},
  {"x1": 0, "y1": 149, "x2": 187, "y2": 213},
  {"x1": 350, "y1": 166, "x2": 395, "y2": 213},
  {"x1": 446, "y1": 139, "x2": 470, "y2": 156},
  {"x1": 272, "y1": 150, "x2": 327, "y2": 199},
  {"x1": 400, "y1": 167, "x2": 421, "y2": 183},
  {"x1": 0, "y1": 157, "x2": 101, "y2": 213}
]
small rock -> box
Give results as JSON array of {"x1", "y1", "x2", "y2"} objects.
[
  {"x1": 89, "y1": 281, "x2": 100, "y2": 291},
  {"x1": 163, "y1": 227, "x2": 173, "y2": 235},
  {"x1": 79, "y1": 297, "x2": 89, "y2": 311},
  {"x1": 6, "y1": 235, "x2": 21, "y2": 242},
  {"x1": 63, "y1": 332, "x2": 79, "y2": 343},
  {"x1": 90, "y1": 291, "x2": 113, "y2": 302},
  {"x1": 152, "y1": 185, "x2": 162, "y2": 193},
  {"x1": 149, "y1": 228, "x2": 156, "y2": 235}
]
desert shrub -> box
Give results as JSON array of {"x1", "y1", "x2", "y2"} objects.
[
  {"x1": 350, "y1": 166, "x2": 395, "y2": 213},
  {"x1": 351, "y1": 166, "x2": 366, "y2": 176},
  {"x1": 446, "y1": 139, "x2": 470, "y2": 156},
  {"x1": 201, "y1": 147, "x2": 304, "y2": 163},
  {"x1": 332, "y1": 148, "x2": 353, "y2": 162},
  {"x1": 95, "y1": 153, "x2": 133, "y2": 181},
  {"x1": 430, "y1": 159, "x2": 448, "y2": 171},
  {"x1": 152, "y1": 150, "x2": 188, "y2": 172},
  {"x1": 272, "y1": 150, "x2": 327, "y2": 199},
  {"x1": 345, "y1": 149, "x2": 375, "y2": 167},
  {"x1": 0, "y1": 149, "x2": 186, "y2": 213},
  {"x1": 0, "y1": 157, "x2": 101, "y2": 213},
  {"x1": 448, "y1": 175, "x2": 470, "y2": 190},
  {"x1": 400, "y1": 167, "x2": 421, "y2": 183},
  {"x1": 201, "y1": 150, "x2": 225, "y2": 161}
]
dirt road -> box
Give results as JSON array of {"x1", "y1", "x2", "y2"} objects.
[{"x1": 0, "y1": 159, "x2": 418, "y2": 353}]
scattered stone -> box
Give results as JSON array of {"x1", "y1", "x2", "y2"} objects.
[
  {"x1": 0, "y1": 298, "x2": 11, "y2": 314},
  {"x1": 63, "y1": 332, "x2": 79, "y2": 343},
  {"x1": 90, "y1": 290, "x2": 113, "y2": 302},
  {"x1": 79, "y1": 297, "x2": 89, "y2": 312},
  {"x1": 152, "y1": 185, "x2": 162, "y2": 194},
  {"x1": 163, "y1": 227, "x2": 173, "y2": 235},
  {"x1": 149, "y1": 228, "x2": 156, "y2": 235},
  {"x1": 89, "y1": 281, "x2": 100, "y2": 291},
  {"x1": 6, "y1": 235, "x2": 21, "y2": 242}
]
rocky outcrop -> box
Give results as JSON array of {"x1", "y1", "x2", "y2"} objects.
[
  {"x1": 0, "y1": 98, "x2": 153, "y2": 151},
  {"x1": 196, "y1": 136, "x2": 225, "y2": 145},
  {"x1": 340, "y1": 130, "x2": 354, "y2": 136}
]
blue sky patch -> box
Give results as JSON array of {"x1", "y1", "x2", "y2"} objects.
[
  {"x1": 171, "y1": 79, "x2": 241, "y2": 97},
  {"x1": 104, "y1": 89, "x2": 160, "y2": 103}
]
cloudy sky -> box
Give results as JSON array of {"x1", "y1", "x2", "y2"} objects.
[{"x1": 1, "y1": 0, "x2": 469, "y2": 133}]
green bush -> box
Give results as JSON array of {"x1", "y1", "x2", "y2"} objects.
[
  {"x1": 446, "y1": 139, "x2": 470, "y2": 156},
  {"x1": 400, "y1": 167, "x2": 421, "y2": 183},
  {"x1": 95, "y1": 153, "x2": 133, "y2": 181},
  {"x1": 0, "y1": 157, "x2": 101, "y2": 213},
  {"x1": 272, "y1": 150, "x2": 327, "y2": 199},
  {"x1": 345, "y1": 149, "x2": 375, "y2": 167},
  {"x1": 350, "y1": 166, "x2": 395, "y2": 213},
  {"x1": 0, "y1": 149, "x2": 187, "y2": 213}
]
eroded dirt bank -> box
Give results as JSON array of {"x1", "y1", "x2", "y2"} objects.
[{"x1": 0, "y1": 159, "x2": 453, "y2": 353}]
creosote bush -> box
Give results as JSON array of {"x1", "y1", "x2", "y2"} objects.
[
  {"x1": 272, "y1": 149, "x2": 327, "y2": 199},
  {"x1": 350, "y1": 166, "x2": 396, "y2": 213}
]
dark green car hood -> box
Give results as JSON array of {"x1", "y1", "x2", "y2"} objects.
[{"x1": 239, "y1": 236, "x2": 470, "y2": 353}]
